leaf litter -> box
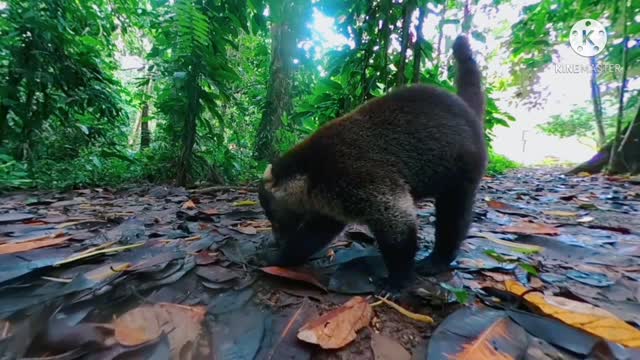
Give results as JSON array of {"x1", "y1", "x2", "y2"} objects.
[{"x1": 0, "y1": 168, "x2": 639, "y2": 358}]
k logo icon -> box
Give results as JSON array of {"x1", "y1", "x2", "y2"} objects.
[{"x1": 569, "y1": 19, "x2": 607, "y2": 57}]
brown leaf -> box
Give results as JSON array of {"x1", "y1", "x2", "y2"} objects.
[
  {"x1": 371, "y1": 333, "x2": 411, "y2": 360},
  {"x1": 200, "y1": 208, "x2": 220, "y2": 216},
  {"x1": 181, "y1": 200, "x2": 197, "y2": 210},
  {"x1": 450, "y1": 318, "x2": 516, "y2": 359},
  {"x1": 195, "y1": 265, "x2": 240, "y2": 283},
  {"x1": 195, "y1": 252, "x2": 218, "y2": 265},
  {"x1": 297, "y1": 296, "x2": 372, "y2": 349},
  {"x1": 233, "y1": 225, "x2": 257, "y2": 235},
  {"x1": 114, "y1": 303, "x2": 206, "y2": 359},
  {"x1": 0, "y1": 236, "x2": 70, "y2": 255},
  {"x1": 500, "y1": 222, "x2": 559, "y2": 236},
  {"x1": 487, "y1": 200, "x2": 513, "y2": 210},
  {"x1": 261, "y1": 266, "x2": 327, "y2": 291}
]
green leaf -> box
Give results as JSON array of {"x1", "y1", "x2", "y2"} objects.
[{"x1": 439, "y1": 283, "x2": 470, "y2": 304}]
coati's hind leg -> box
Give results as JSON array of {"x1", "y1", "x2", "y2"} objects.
[
  {"x1": 275, "y1": 213, "x2": 346, "y2": 266},
  {"x1": 361, "y1": 191, "x2": 418, "y2": 291},
  {"x1": 418, "y1": 181, "x2": 478, "y2": 275}
]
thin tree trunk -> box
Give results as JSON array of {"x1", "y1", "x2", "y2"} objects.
[
  {"x1": 177, "y1": 77, "x2": 201, "y2": 186},
  {"x1": 589, "y1": 56, "x2": 606, "y2": 147},
  {"x1": 255, "y1": 3, "x2": 297, "y2": 162},
  {"x1": 396, "y1": 0, "x2": 415, "y2": 86},
  {"x1": 139, "y1": 79, "x2": 154, "y2": 150},
  {"x1": 379, "y1": 0, "x2": 392, "y2": 90},
  {"x1": 607, "y1": 0, "x2": 629, "y2": 173},
  {"x1": 411, "y1": 6, "x2": 426, "y2": 83},
  {"x1": 434, "y1": 2, "x2": 448, "y2": 76},
  {"x1": 461, "y1": 0, "x2": 472, "y2": 34}
]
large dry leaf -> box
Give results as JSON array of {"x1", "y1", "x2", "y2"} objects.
[
  {"x1": 297, "y1": 296, "x2": 372, "y2": 349},
  {"x1": 428, "y1": 307, "x2": 529, "y2": 360},
  {"x1": 500, "y1": 222, "x2": 559, "y2": 236},
  {"x1": 0, "y1": 236, "x2": 69, "y2": 255},
  {"x1": 113, "y1": 303, "x2": 206, "y2": 359},
  {"x1": 261, "y1": 266, "x2": 327, "y2": 291},
  {"x1": 505, "y1": 280, "x2": 640, "y2": 348},
  {"x1": 450, "y1": 318, "x2": 516, "y2": 359}
]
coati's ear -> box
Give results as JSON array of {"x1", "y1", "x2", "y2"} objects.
[{"x1": 262, "y1": 164, "x2": 274, "y2": 190}]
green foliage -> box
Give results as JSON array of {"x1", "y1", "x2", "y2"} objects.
[
  {"x1": 487, "y1": 150, "x2": 520, "y2": 176},
  {"x1": 1, "y1": 0, "x2": 520, "y2": 190},
  {"x1": 537, "y1": 108, "x2": 598, "y2": 140},
  {"x1": 0, "y1": 152, "x2": 31, "y2": 191}
]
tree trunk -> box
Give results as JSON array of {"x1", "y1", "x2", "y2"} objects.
[
  {"x1": 396, "y1": 0, "x2": 415, "y2": 86},
  {"x1": 589, "y1": 57, "x2": 606, "y2": 147},
  {"x1": 379, "y1": 0, "x2": 392, "y2": 90},
  {"x1": 177, "y1": 77, "x2": 201, "y2": 186},
  {"x1": 607, "y1": 0, "x2": 629, "y2": 173},
  {"x1": 411, "y1": 5, "x2": 426, "y2": 83},
  {"x1": 570, "y1": 105, "x2": 640, "y2": 175},
  {"x1": 434, "y1": 2, "x2": 448, "y2": 76},
  {"x1": 255, "y1": 2, "x2": 297, "y2": 162},
  {"x1": 139, "y1": 78, "x2": 154, "y2": 150},
  {"x1": 461, "y1": 0, "x2": 472, "y2": 34},
  {"x1": 139, "y1": 103, "x2": 151, "y2": 150}
]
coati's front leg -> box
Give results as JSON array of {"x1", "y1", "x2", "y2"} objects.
[
  {"x1": 418, "y1": 182, "x2": 477, "y2": 275},
  {"x1": 361, "y1": 191, "x2": 418, "y2": 291},
  {"x1": 274, "y1": 213, "x2": 346, "y2": 266}
]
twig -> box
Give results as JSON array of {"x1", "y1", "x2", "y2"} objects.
[{"x1": 374, "y1": 296, "x2": 434, "y2": 324}]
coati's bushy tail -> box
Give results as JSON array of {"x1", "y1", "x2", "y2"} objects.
[{"x1": 452, "y1": 35, "x2": 484, "y2": 120}]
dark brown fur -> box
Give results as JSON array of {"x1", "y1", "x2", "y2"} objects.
[{"x1": 259, "y1": 35, "x2": 486, "y2": 290}]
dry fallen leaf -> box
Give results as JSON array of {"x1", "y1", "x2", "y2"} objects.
[
  {"x1": 233, "y1": 200, "x2": 257, "y2": 206},
  {"x1": 505, "y1": 280, "x2": 640, "y2": 348},
  {"x1": 500, "y1": 222, "x2": 559, "y2": 236},
  {"x1": 200, "y1": 208, "x2": 220, "y2": 216},
  {"x1": 233, "y1": 225, "x2": 257, "y2": 235},
  {"x1": 297, "y1": 296, "x2": 372, "y2": 349},
  {"x1": 114, "y1": 303, "x2": 206, "y2": 359},
  {"x1": 449, "y1": 317, "x2": 516, "y2": 359},
  {"x1": 487, "y1": 200, "x2": 514, "y2": 210},
  {"x1": 0, "y1": 236, "x2": 70, "y2": 255},
  {"x1": 181, "y1": 200, "x2": 197, "y2": 210},
  {"x1": 261, "y1": 266, "x2": 327, "y2": 291},
  {"x1": 543, "y1": 210, "x2": 577, "y2": 217}
]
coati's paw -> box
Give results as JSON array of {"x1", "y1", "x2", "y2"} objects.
[
  {"x1": 377, "y1": 282, "x2": 404, "y2": 302},
  {"x1": 376, "y1": 272, "x2": 414, "y2": 300},
  {"x1": 416, "y1": 255, "x2": 453, "y2": 276}
]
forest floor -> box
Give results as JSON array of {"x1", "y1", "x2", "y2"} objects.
[{"x1": 1, "y1": 168, "x2": 640, "y2": 359}]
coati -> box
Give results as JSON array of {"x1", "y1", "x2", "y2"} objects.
[{"x1": 258, "y1": 35, "x2": 486, "y2": 290}]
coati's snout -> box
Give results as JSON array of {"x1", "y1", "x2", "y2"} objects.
[
  {"x1": 258, "y1": 164, "x2": 346, "y2": 266},
  {"x1": 258, "y1": 164, "x2": 303, "y2": 250}
]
